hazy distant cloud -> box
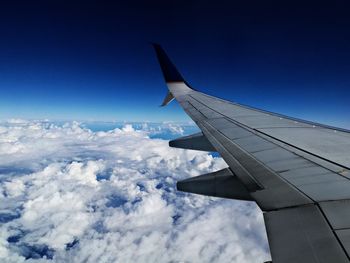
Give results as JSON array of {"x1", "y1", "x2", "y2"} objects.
[{"x1": 0, "y1": 121, "x2": 270, "y2": 262}]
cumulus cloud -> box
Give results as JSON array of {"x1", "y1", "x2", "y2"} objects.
[{"x1": 0, "y1": 121, "x2": 270, "y2": 262}]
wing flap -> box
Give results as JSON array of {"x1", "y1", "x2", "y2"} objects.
[
  {"x1": 264, "y1": 205, "x2": 349, "y2": 263},
  {"x1": 320, "y1": 200, "x2": 350, "y2": 230}
]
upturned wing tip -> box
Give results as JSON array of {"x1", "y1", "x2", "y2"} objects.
[
  {"x1": 160, "y1": 91, "x2": 174, "y2": 107},
  {"x1": 152, "y1": 44, "x2": 184, "y2": 83}
]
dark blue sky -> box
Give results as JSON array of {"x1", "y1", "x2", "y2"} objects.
[{"x1": 1, "y1": 1, "x2": 350, "y2": 127}]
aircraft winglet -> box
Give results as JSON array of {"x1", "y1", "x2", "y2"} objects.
[
  {"x1": 152, "y1": 43, "x2": 184, "y2": 83},
  {"x1": 160, "y1": 91, "x2": 174, "y2": 107}
]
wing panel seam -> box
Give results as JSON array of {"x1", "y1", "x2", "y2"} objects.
[{"x1": 189, "y1": 94, "x2": 350, "y2": 174}]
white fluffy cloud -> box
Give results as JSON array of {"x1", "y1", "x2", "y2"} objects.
[{"x1": 0, "y1": 121, "x2": 270, "y2": 262}]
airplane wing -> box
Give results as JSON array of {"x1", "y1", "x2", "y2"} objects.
[{"x1": 152, "y1": 44, "x2": 350, "y2": 263}]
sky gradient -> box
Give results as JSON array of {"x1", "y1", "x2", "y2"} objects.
[{"x1": 1, "y1": 1, "x2": 350, "y2": 127}]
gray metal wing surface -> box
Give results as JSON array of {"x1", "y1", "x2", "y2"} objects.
[{"x1": 152, "y1": 44, "x2": 350, "y2": 263}]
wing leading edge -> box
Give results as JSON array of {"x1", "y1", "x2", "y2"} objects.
[{"x1": 152, "y1": 44, "x2": 350, "y2": 263}]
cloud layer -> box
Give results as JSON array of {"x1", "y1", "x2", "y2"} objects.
[{"x1": 0, "y1": 120, "x2": 270, "y2": 262}]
